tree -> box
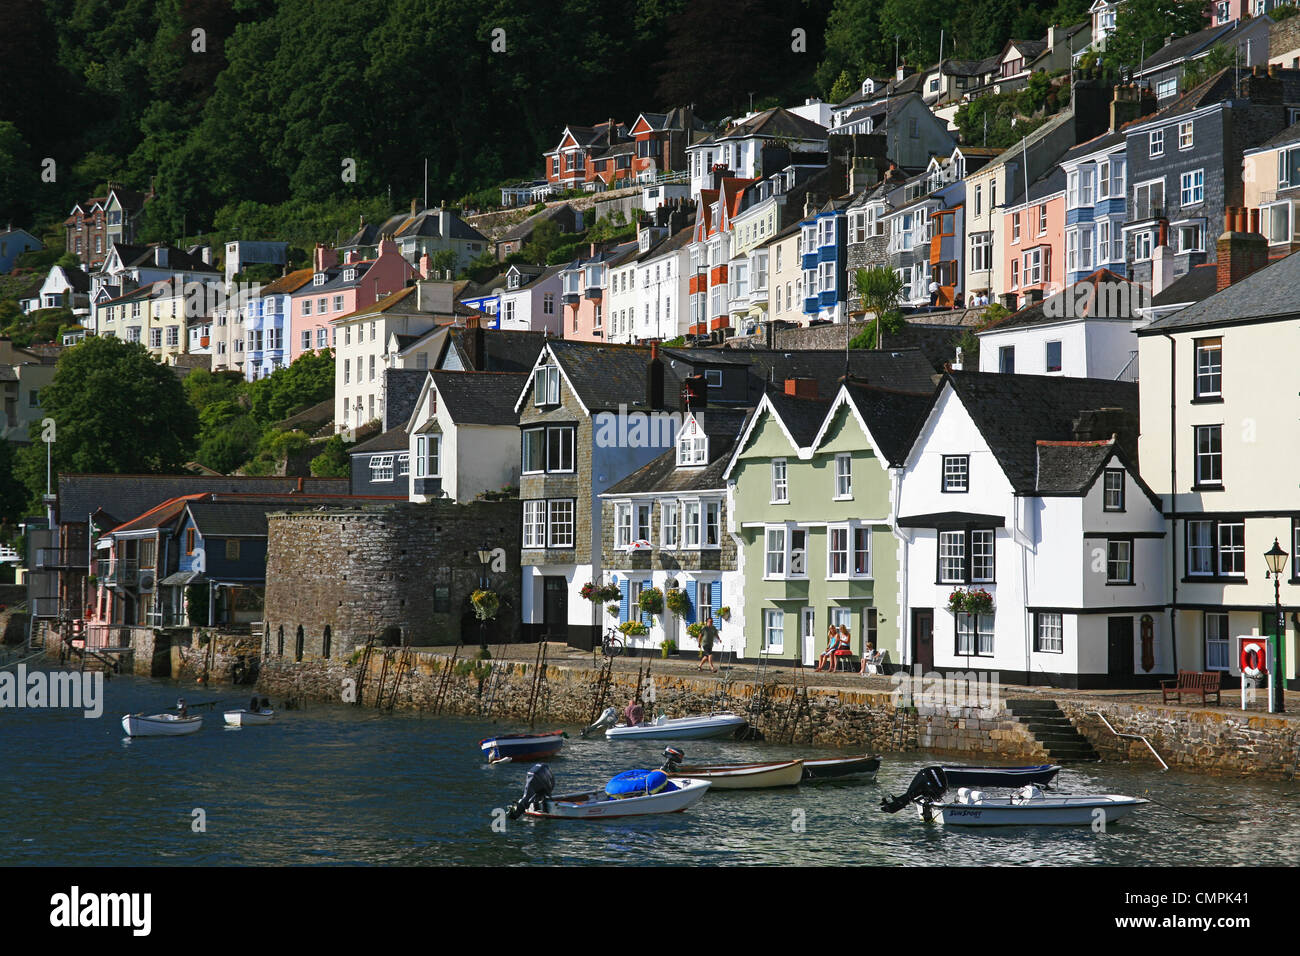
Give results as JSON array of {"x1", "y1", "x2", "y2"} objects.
[
  {"x1": 520, "y1": 218, "x2": 562, "y2": 264},
  {"x1": 1182, "y1": 44, "x2": 1235, "y2": 93},
  {"x1": 15, "y1": 336, "x2": 199, "y2": 501},
  {"x1": 309, "y1": 434, "x2": 352, "y2": 477},
  {"x1": 1107, "y1": 0, "x2": 1208, "y2": 71},
  {"x1": 247, "y1": 350, "x2": 334, "y2": 424},
  {"x1": 0, "y1": 441, "x2": 28, "y2": 531},
  {"x1": 852, "y1": 266, "x2": 906, "y2": 349}
]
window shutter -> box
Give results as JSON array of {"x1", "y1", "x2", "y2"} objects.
[
  {"x1": 685, "y1": 581, "x2": 697, "y2": 624},
  {"x1": 711, "y1": 581, "x2": 722, "y2": 615},
  {"x1": 642, "y1": 578, "x2": 653, "y2": 625},
  {"x1": 619, "y1": 579, "x2": 629, "y2": 624}
]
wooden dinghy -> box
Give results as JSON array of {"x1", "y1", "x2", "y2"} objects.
[
  {"x1": 223, "y1": 708, "x2": 275, "y2": 727},
  {"x1": 801, "y1": 754, "x2": 882, "y2": 782},
  {"x1": 121, "y1": 713, "x2": 203, "y2": 737},
  {"x1": 660, "y1": 747, "x2": 804, "y2": 789}
]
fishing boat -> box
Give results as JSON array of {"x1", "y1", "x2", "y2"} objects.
[
  {"x1": 121, "y1": 713, "x2": 203, "y2": 737},
  {"x1": 480, "y1": 730, "x2": 566, "y2": 763},
  {"x1": 605, "y1": 712, "x2": 747, "y2": 741},
  {"x1": 660, "y1": 748, "x2": 804, "y2": 790},
  {"x1": 802, "y1": 754, "x2": 882, "y2": 782},
  {"x1": 505, "y1": 764, "x2": 710, "y2": 820},
  {"x1": 880, "y1": 766, "x2": 1147, "y2": 827},
  {"x1": 223, "y1": 708, "x2": 276, "y2": 727}
]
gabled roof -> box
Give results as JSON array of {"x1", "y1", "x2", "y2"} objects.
[
  {"x1": 427, "y1": 370, "x2": 529, "y2": 426},
  {"x1": 350, "y1": 426, "x2": 411, "y2": 454},
  {"x1": 833, "y1": 380, "x2": 938, "y2": 467},
  {"x1": 1149, "y1": 262, "x2": 1219, "y2": 308},
  {"x1": 529, "y1": 340, "x2": 687, "y2": 415},
  {"x1": 258, "y1": 268, "x2": 315, "y2": 296},
  {"x1": 444, "y1": 327, "x2": 547, "y2": 372},
  {"x1": 1033, "y1": 439, "x2": 1118, "y2": 496},
  {"x1": 715, "y1": 107, "x2": 828, "y2": 143},
  {"x1": 1140, "y1": 249, "x2": 1300, "y2": 333},
  {"x1": 604, "y1": 408, "x2": 752, "y2": 496},
  {"x1": 1138, "y1": 20, "x2": 1249, "y2": 74},
  {"x1": 59, "y1": 475, "x2": 350, "y2": 528}
]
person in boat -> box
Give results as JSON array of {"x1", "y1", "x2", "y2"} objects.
[
  {"x1": 249, "y1": 695, "x2": 260, "y2": 712},
  {"x1": 176, "y1": 698, "x2": 188, "y2": 718},
  {"x1": 698, "y1": 617, "x2": 719, "y2": 673},
  {"x1": 624, "y1": 698, "x2": 645, "y2": 727}
]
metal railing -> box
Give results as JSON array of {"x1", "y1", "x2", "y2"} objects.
[{"x1": 35, "y1": 549, "x2": 90, "y2": 569}]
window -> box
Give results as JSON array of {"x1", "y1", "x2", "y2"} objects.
[
  {"x1": 548, "y1": 500, "x2": 575, "y2": 548},
  {"x1": 853, "y1": 527, "x2": 871, "y2": 576},
  {"x1": 1157, "y1": 78, "x2": 1178, "y2": 100},
  {"x1": 942, "y1": 455, "x2": 969, "y2": 492},
  {"x1": 1134, "y1": 180, "x2": 1165, "y2": 220},
  {"x1": 533, "y1": 363, "x2": 561, "y2": 405},
  {"x1": 415, "y1": 434, "x2": 440, "y2": 478},
  {"x1": 763, "y1": 609, "x2": 785, "y2": 653},
  {"x1": 301, "y1": 330, "x2": 311, "y2": 351},
  {"x1": 523, "y1": 501, "x2": 546, "y2": 548},
  {"x1": 969, "y1": 232, "x2": 992, "y2": 272},
  {"x1": 704, "y1": 501, "x2": 720, "y2": 548},
  {"x1": 765, "y1": 526, "x2": 786, "y2": 577},
  {"x1": 1194, "y1": 337, "x2": 1222, "y2": 399},
  {"x1": 369, "y1": 455, "x2": 395, "y2": 482},
  {"x1": 344, "y1": 359, "x2": 350, "y2": 384},
  {"x1": 971, "y1": 530, "x2": 995, "y2": 582},
  {"x1": 1035, "y1": 613, "x2": 1063, "y2": 653},
  {"x1": 998, "y1": 346, "x2": 1015, "y2": 373},
  {"x1": 1012, "y1": 212, "x2": 1021, "y2": 243},
  {"x1": 224, "y1": 539, "x2": 241, "y2": 561},
  {"x1": 1132, "y1": 231, "x2": 1153, "y2": 261},
  {"x1": 684, "y1": 501, "x2": 701, "y2": 549},
  {"x1": 150, "y1": 328, "x2": 162, "y2": 348},
  {"x1": 1194, "y1": 424, "x2": 1222, "y2": 487},
  {"x1": 1149, "y1": 129, "x2": 1164, "y2": 157},
  {"x1": 636, "y1": 503, "x2": 652, "y2": 545},
  {"x1": 1038, "y1": 204, "x2": 1048, "y2": 235},
  {"x1": 317, "y1": 328, "x2": 327, "y2": 348},
  {"x1": 661, "y1": 502, "x2": 679, "y2": 549},
  {"x1": 333, "y1": 295, "x2": 344, "y2": 312},
  {"x1": 1184, "y1": 518, "x2": 1244, "y2": 578},
  {"x1": 1217, "y1": 521, "x2": 1244, "y2": 576},
  {"x1": 1204, "y1": 613, "x2": 1230, "y2": 670},
  {"x1": 939, "y1": 531, "x2": 965, "y2": 583},
  {"x1": 771, "y1": 459, "x2": 789, "y2": 503},
  {"x1": 547, "y1": 427, "x2": 574, "y2": 472},
  {"x1": 1107, "y1": 539, "x2": 1133, "y2": 583},
  {"x1": 1046, "y1": 340, "x2": 1062, "y2": 373},
  {"x1": 1104, "y1": 469, "x2": 1125, "y2": 511},
  {"x1": 1177, "y1": 223, "x2": 1204, "y2": 253},
  {"x1": 834, "y1": 454, "x2": 852, "y2": 499},
  {"x1": 1186, "y1": 519, "x2": 1214, "y2": 575},
  {"x1": 956, "y1": 613, "x2": 994, "y2": 656},
  {"x1": 828, "y1": 526, "x2": 849, "y2": 577},
  {"x1": 1023, "y1": 247, "x2": 1047, "y2": 285},
  {"x1": 1178, "y1": 121, "x2": 1194, "y2": 150},
  {"x1": 677, "y1": 417, "x2": 707, "y2": 465},
  {"x1": 1180, "y1": 169, "x2": 1204, "y2": 206},
  {"x1": 615, "y1": 503, "x2": 633, "y2": 550}
]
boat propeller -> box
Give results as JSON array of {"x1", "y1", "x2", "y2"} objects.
[
  {"x1": 506, "y1": 763, "x2": 555, "y2": 820},
  {"x1": 880, "y1": 767, "x2": 948, "y2": 814},
  {"x1": 660, "y1": 747, "x2": 685, "y2": 772}
]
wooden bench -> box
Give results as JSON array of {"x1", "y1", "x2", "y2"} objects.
[{"x1": 1160, "y1": 669, "x2": 1222, "y2": 705}]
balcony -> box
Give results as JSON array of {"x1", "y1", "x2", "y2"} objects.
[
  {"x1": 107, "y1": 560, "x2": 139, "y2": 589},
  {"x1": 36, "y1": 549, "x2": 90, "y2": 570}
]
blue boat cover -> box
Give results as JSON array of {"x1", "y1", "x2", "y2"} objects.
[{"x1": 605, "y1": 769, "x2": 675, "y2": 798}]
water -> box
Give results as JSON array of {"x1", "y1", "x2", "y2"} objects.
[{"x1": 3, "y1": 670, "x2": 1300, "y2": 866}]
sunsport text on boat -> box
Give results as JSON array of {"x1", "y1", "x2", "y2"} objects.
[{"x1": 604, "y1": 712, "x2": 747, "y2": 741}]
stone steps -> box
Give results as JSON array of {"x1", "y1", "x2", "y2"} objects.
[{"x1": 1005, "y1": 698, "x2": 1100, "y2": 763}]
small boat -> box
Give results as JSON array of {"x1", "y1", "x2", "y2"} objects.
[
  {"x1": 881, "y1": 766, "x2": 1146, "y2": 827},
  {"x1": 480, "y1": 730, "x2": 566, "y2": 763},
  {"x1": 121, "y1": 713, "x2": 203, "y2": 737},
  {"x1": 661, "y1": 748, "x2": 804, "y2": 789},
  {"x1": 802, "y1": 754, "x2": 882, "y2": 782},
  {"x1": 506, "y1": 763, "x2": 710, "y2": 820},
  {"x1": 605, "y1": 712, "x2": 747, "y2": 741},
  {"x1": 941, "y1": 764, "x2": 1061, "y2": 788},
  {"x1": 223, "y1": 708, "x2": 276, "y2": 727}
]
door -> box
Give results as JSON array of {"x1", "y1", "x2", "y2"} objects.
[
  {"x1": 912, "y1": 609, "x2": 934, "y2": 673},
  {"x1": 801, "y1": 607, "x2": 816, "y2": 666},
  {"x1": 543, "y1": 576, "x2": 570, "y2": 645},
  {"x1": 1108, "y1": 616, "x2": 1134, "y2": 679}
]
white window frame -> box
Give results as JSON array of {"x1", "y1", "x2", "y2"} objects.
[
  {"x1": 771, "y1": 458, "x2": 789, "y2": 504},
  {"x1": 834, "y1": 454, "x2": 852, "y2": 500}
]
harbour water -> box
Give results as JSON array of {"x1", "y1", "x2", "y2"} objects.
[{"x1": 3, "y1": 670, "x2": 1299, "y2": 866}]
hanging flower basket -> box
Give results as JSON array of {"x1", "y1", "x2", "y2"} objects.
[
  {"x1": 664, "y1": 588, "x2": 691, "y2": 617},
  {"x1": 964, "y1": 587, "x2": 994, "y2": 614},
  {"x1": 581, "y1": 581, "x2": 621, "y2": 603},
  {"x1": 718, "y1": 606, "x2": 731, "y2": 621},
  {"x1": 606, "y1": 603, "x2": 620, "y2": 618},
  {"x1": 470, "y1": 588, "x2": 500, "y2": 621},
  {"x1": 619, "y1": 620, "x2": 649, "y2": 637},
  {"x1": 638, "y1": 586, "x2": 664, "y2": 616},
  {"x1": 946, "y1": 590, "x2": 967, "y2": 614},
  {"x1": 686, "y1": 621, "x2": 705, "y2": 640}
]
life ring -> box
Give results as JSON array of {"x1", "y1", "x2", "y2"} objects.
[{"x1": 1243, "y1": 647, "x2": 1264, "y2": 679}]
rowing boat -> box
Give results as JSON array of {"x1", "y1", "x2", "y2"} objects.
[
  {"x1": 223, "y1": 708, "x2": 275, "y2": 727},
  {"x1": 480, "y1": 730, "x2": 565, "y2": 763},
  {"x1": 663, "y1": 756, "x2": 804, "y2": 790},
  {"x1": 605, "y1": 712, "x2": 747, "y2": 741},
  {"x1": 801, "y1": 754, "x2": 881, "y2": 782},
  {"x1": 121, "y1": 713, "x2": 203, "y2": 737}
]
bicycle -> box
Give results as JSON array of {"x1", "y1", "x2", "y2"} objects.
[{"x1": 600, "y1": 627, "x2": 624, "y2": 658}]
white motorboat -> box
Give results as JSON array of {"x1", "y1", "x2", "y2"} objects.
[
  {"x1": 922, "y1": 788, "x2": 1149, "y2": 827},
  {"x1": 605, "y1": 712, "x2": 747, "y2": 741},
  {"x1": 506, "y1": 763, "x2": 711, "y2": 819},
  {"x1": 881, "y1": 766, "x2": 1147, "y2": 828},
  {"x1": 223, "y1": 708, "x2": 275, "y2": 727},
  {"x1": 121, "y1": 713, "x2": 203, "y2": 737}
]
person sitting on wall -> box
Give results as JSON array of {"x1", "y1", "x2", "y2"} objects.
[{"x1": 815, "y1": 625, "x2": 839, "y2": 672}]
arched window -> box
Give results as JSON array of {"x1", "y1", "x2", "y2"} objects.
[
  {"x1": 322, "y1": 625, "x2": 332, "y2": 660},
  {"x1": 277, "y1": 625, "x2": 284, "y2": 656},
  {"x1": 295, "y1": 625, "x2": 305, "y2": 662}
]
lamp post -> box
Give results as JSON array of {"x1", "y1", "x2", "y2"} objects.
[
  {"x1": 1264, "y1": 538, "x2": 1287, "y2": 714},
  {"x1": 476, "y1": 547, "x2": 492, "y2": 653}
]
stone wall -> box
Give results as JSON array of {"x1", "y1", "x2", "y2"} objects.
[{"x1": 262, "y1": 500, "x2": 522, "y2": 662}]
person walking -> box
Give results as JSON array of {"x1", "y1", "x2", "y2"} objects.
[{"x1": 698, "y1": 617, "x2": 719, "y2": 673}]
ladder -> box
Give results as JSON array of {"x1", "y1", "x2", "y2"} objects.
[
  {"x1": 524, "y1": 642, "x2": 549, "y2": 728},
  {"x1": 352, "y1": 638, "x2": 375, "y2": 707},
  {"x1": 432, "y1": 645, "x2": 459, "y2": 715},
  {"x1": 381, "y1": 647, "x2": 412, "y2": 712}
]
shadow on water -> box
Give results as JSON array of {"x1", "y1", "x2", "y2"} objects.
[{"x1": 3, "y1": 671, "x2": 1298, "y2": 865}]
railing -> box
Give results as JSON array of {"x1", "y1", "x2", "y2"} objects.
[
  {"x1": 1092, "y1": 710, "x2": 1168, "y2": 770},
  {"x1": 35, "y1": 549, "x2": 90, "y2": 569},
  {"x1": 30, "y1": 598, "x2": 60, "y2": 619},
  {"x1": 108, "y1": 560, "x2": 139, "y2": 587},
  {"x1": 1114, "y1": 350, "x2": 1139, "y2": 382}
]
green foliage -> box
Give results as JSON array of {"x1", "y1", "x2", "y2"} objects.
[
  {"x1": 586, "y1": 212, "x2": 633, "y2": 245},
  {"x1": 429, "y1": 249, "x2": 458, "y2": 278},
  {"x1": 248, "y1": 350, "x2": 334, "y2": 425},
  {"x1": 1, "y1": 307, "x2": 73, "y2": 347},
  {"x1": 1274, "y1": 3, "x2": 1300, "y2": 21},
  {"x1": 956, "y1": 92, "x2": 1052, "y2": 150},
  {"x1": 1107, "y1": 0, "x2": 1208, "y2": 70},
  {"x1": 185, "y1": 583, "x2": 209, "y2": 627},
  {"x1": 0, "y1": 441, "x2": 28, "y2": 531},
  {"x1": 521, "y1": 218, "x2": 563, "y2": 263},
  {"x1": 309, "y1": 434, "x2": 353, "y2": 478},
  {"x1": 1182, "y1": 44, "x2": 1235, "y2": 94}
]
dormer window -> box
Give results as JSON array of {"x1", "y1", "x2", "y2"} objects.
[
  {"x1": 343, "y1": 268, "x2": 356, "y2": 282},
  {"x1": 533, "y1": 362, "x2": 561, "y2": 406},
  {"x1": 508, "y1": 272, "x2": 520, "y2": 289},
  {"x1": 313, "y1": 273, "x2": 326, "y2": 286},
  {"x1": 677, "y1": 416, "x2": 708, "y2": 466}
]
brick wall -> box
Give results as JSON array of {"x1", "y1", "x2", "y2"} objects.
[{"x1": 263, "y1": 500, "x2": 522, "y2": 660}]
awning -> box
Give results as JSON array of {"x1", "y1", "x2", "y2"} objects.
[
  {"x1": 160, "y1": 570, "x2": 206, "y2": 587},
  {"x1": 897, "y1": 512, "x2": 1006, "y2": 530}
]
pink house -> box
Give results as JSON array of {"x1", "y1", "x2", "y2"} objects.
[
  {"x1": 1000, "y1": 171, "x2": 1066, "y2": 310},
  {"x1": 288, "y1": 238, "x2": 417, "y2": 361},
  {"x1": 558, "y1": 241, "x2": 638, "y2": 342}
]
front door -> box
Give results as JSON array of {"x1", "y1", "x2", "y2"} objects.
[
  {"x1": 1108, "y1": 616, "x2": 1134, "y2": 679},
  {"x1": 912, "y1": 609, "x2": 934, "y2": 672},
  {"x1": 543, "y1": 576, "x2": 570, "y2": 646},
  {"x1": 801, "y1": 607, "x2": 816, "y2": 666}
]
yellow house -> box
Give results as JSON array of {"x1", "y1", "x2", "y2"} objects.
[{"x1": 1243, "y1": 126, "x2": 1300, "y2": 253}]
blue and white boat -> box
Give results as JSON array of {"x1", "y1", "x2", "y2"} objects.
[
  {"x1": 480, "y1": 730, "x2": 566, "y2": 763},
  {"x1": 605, "y1": 712, "x2": 747, "y2": 741}
]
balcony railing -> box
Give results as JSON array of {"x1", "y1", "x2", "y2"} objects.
[
  {"x1": 107, "y1": 560, "x2": 139, "y2": 588},
  {"x1": 36, "y1": 549, "x2": 90, "y2": 570}
]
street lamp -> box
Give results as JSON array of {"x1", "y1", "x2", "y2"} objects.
[
  {"x1": 476, "y1": 547, "x2": 493, "y2": 653},
  {"x1": 1264, "y1": 538, "x2": 1288, "y2": 714}
]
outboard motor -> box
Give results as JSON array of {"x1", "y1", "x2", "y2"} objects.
[
  {"x1": 506, "y1": 763, "x2": 555, "y2": 820},
  {"x1": 660, "y1": 747, "x2": 685, "y2": 771},
  {"x1": 880, "y1": 766, "x2": 948, "y2": 814},
  {"x1": 581, "y1": 706, "x2": 618, "y2": 738}
]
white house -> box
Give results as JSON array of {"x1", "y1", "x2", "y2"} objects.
[{"x1": 897, "y1": 371, "x2": 1169, "y2": 687}]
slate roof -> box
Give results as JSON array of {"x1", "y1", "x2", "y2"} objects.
[
  {"x1": 1256, "y1": 118, "x2": 1300, "y2": 152},
  {"x1": 547, "y1": 340, "x2": 689, "y2": 412},
  {"x1": 1149, "y1": 262, "x2": 1220, "y2": 308},
  {"x1": 605, "y1": 407, "x2": 752, "y2": 495},
  {"x1": 1140, "y1": 249, "x2": 1300, "y2": 333},
  {"x1": 59, "y1": 475, "x2": 349, "y2": 528},
  {"x1": 980, "y1": 270, "x2": 1142, "y2": 332},
  {"x1": 716, "y1": 107, "x2": 828, "y2": 142},
  {"x1": 1033, "y1": 440, "x2": 1118, "y2": 495},
  {"x1": 384, "y1": 368, "x2": 430, "y2": 429},
  {"x1": 841, "y1": 381, "x2": 938, "y2": 466},
  {"x1": 429, "y1": 371, "x2": 529, "y2": 425},
  {"x1": 740, "y1": 348, "x2": 937, "y2": 401},
  {"x1": 1132, "y1": 67, "x2": 1300, "y2": 127},
  {"x1": 445, "y1": 327, "x2": 547, "y2": 372},
  {"x1": 764, "y1": 390, "x2": 833, "y2": 448},
  {"x1": 944, "y1": 371, "x2": 1140, "y2": 495},
  {"x1": 1138, "y1": 20, "x2": 1246, "y2": 73},
  {"x1": 350, "y1": 426, "x2": 411, "y2": 454},
  {"x1": 108, "y1": 244, "x2": 219, "y2": 275},
  {"x1": 259, "y1": 268, "x2": 314, "y2": 296}
]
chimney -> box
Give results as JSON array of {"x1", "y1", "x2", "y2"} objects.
[
  {"x1": 1243, "y1": 64, "x2": 1283, "y2": 104},
  {"x1": 1216, "y1": 206, "x2": 1268, "y2": 291},
  {"x1": 784, "y1": 377, "x2": 818, "y2": 399},
  {"x1": 1071, "y1": 408, "x2": 1135, "y2": 449},
  {"x1": 646, "y1": 342, "x2": 665, "y2": 409},
  {"x1": 294, "y1": 476, "x2": 304, "y2": 494},
  {"x1": 419, "y1": 252, "x2": 432, "y2": 279},
  {"x1": 155, "y1": 245, "x2": 169, "y2": 268},
  {"x1": 314, "y1": 243, "x2": 338, "y2": 273},
  {"x1": 410, "y1": 198, "x2": 418, "y2": 215},
  {"x1": 439, "y1": 204, "x2": 450, "y2": 240}
]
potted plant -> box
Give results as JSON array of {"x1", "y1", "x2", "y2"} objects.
[
  {"x1": 660, "y1": 638, "x2": 678, "y2": 659},
  {"x1": 717, "y1": 606, "x2": 731, "y2": 621},
  {"x1": 619, "y1": 620, "x2": 649, "y2": 637},
  {"x1": 638, "y1": 586, "x2": 664, "y2": 617},
  {"x1": 946, "y1": 589, "x2": 966, "y2": 614},
  {"x1": 470, "y1": 588, "x2": 500, "y2": 621},
  {"x1": 965, "y1": 587, "x2": 994, "y2": 614},
  {"x1": 606, "y1": 603, "x2": 620, "y2": 618},
  {"x1": 665, "y1": 588, "x2": 691, "y2": 617}
]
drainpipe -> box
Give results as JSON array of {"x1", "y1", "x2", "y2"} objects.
[
  {"x1": 1016, "y1": 495, "x2": 1031, "y2": 684},
  {"x1": 890, "y1": 466, "x2": 909, "y2": 667},
  {"x1": 1163, "y1": 332, "x2": 1178, "y2": 675}
]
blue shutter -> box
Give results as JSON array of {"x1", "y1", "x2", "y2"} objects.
[
  {"x1": 619, "y1": 579, "x2": 629, "y2": 624},
  {"x1": 685, "y1": 581, "x2": 697, "y2": 624},
  {"x1": 711, "y1": 581, "x2": 722, "y2": 619},
  {"x1": 642, "y1": 578, "x2": 653, "y2": 625}
]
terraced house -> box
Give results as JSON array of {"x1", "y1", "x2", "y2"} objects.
[{"x1": 724, "y1": 352, "x2": 936, "y2": 667}]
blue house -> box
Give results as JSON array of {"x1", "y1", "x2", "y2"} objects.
[
  {"x1": 0, "y1": 227, "x2": 42, "y2": 274},
  {"x1": 800, "y1": 198, "x2": 851, "y2": 323},
  {"x1": 1061, "y1": 130, "x2": 1128, "y2": 286}
]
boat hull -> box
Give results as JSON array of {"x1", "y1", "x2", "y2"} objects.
[
  {"x1": 480, "y1": 731, "x2": 565, "y2": 763},
  {"x1": 925, "y1": 795, "x2": 1149, "y2": 827},
  {"x1": 526, "y1": 778, "x2": 711, "y2": 818},
  {"x1": 941, "y1": 764, "x2": 1061, "y2": 788},
  {"x1": 669, "y1": 760, "x2": 804, "y2": 790},
  {"x1": 802, "y1": 755, "x2": 881, "y2": 782},
  {"x1": 224, "y1": 709, "x2": 275, "y2": 727},
  {"x1": 121, "y1": 713, "x2": 203, "y2": 737},
  {"x1": 605, "y1": 714, "x2": 747, "y2": 741}
]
